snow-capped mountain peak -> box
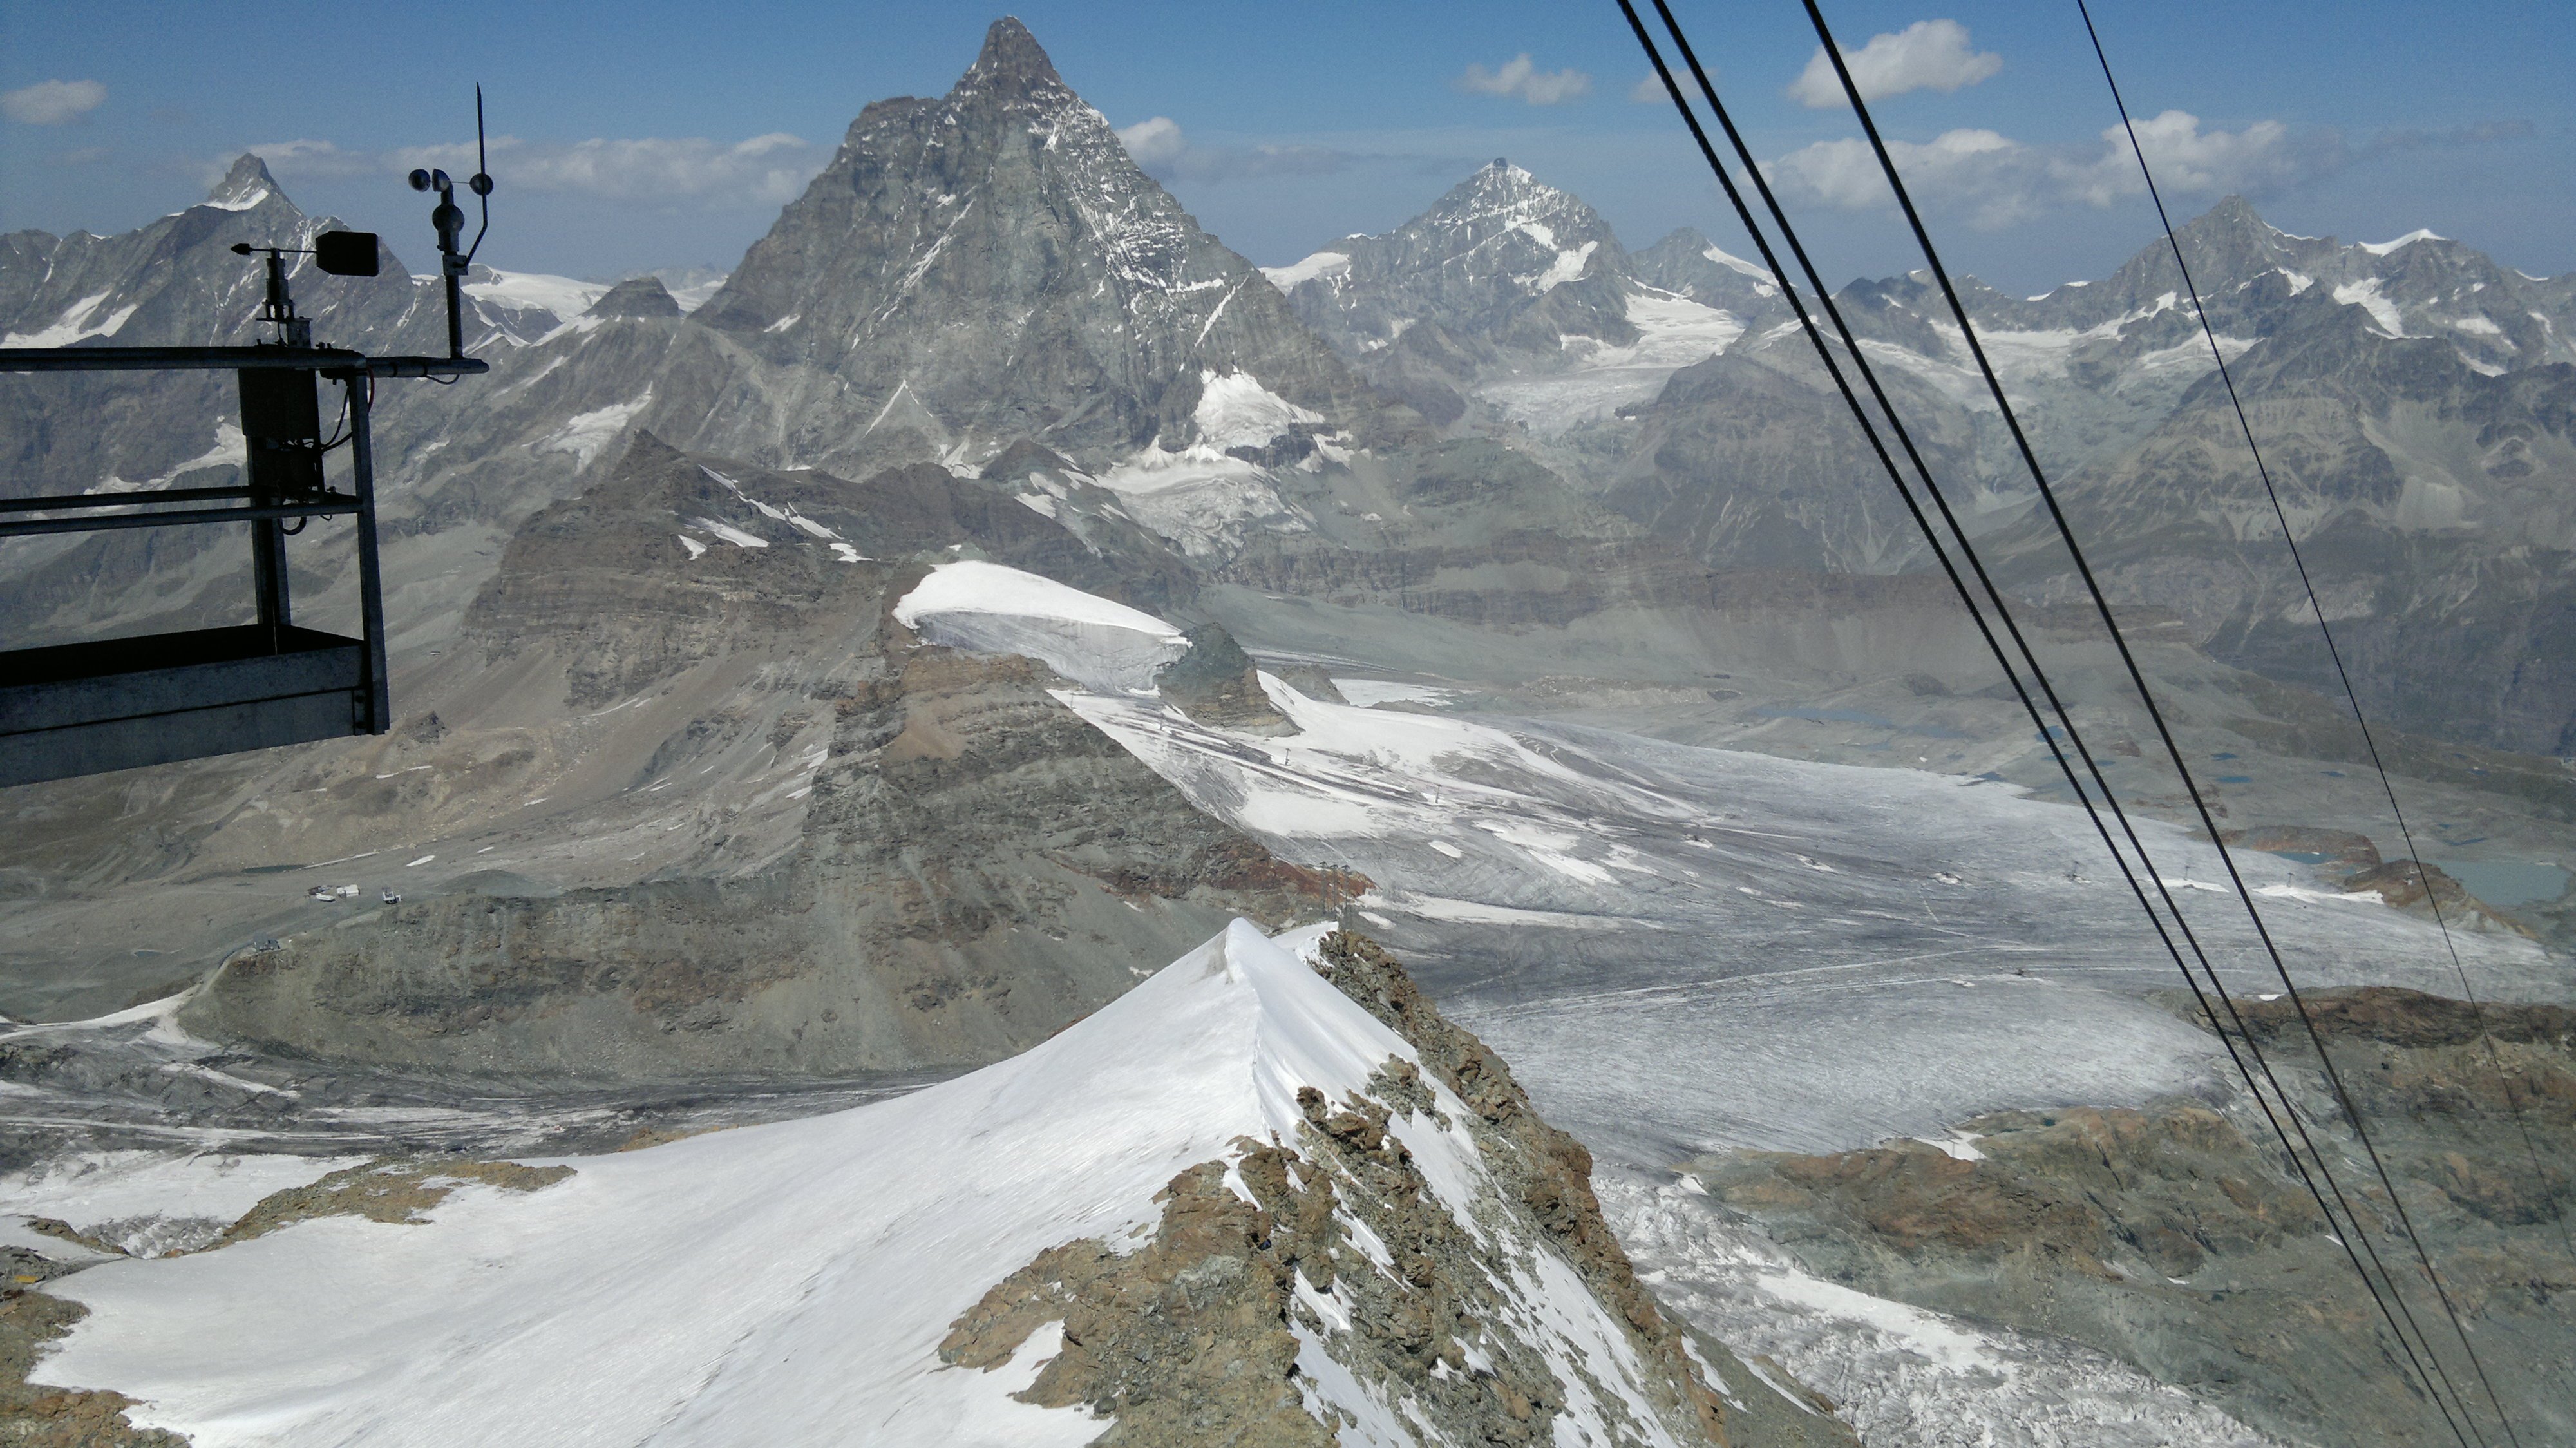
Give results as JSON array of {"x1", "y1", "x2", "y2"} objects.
[
  {"x1": 205, "y1": 153, "x2": 281, "y2": 212},
  {"x1": 1282, "y1": 157, "x2": 1638, "y2": 355},
  {"x1": 679, "y1": 16, "x2": 1383, "y2": 471}
]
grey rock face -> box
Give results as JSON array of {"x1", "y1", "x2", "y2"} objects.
[
  {"x1": 1580, "y1": 193, "x2": 2576, "y2": 752},
  {"x1": 178, "y1": 432, "x2": 1349, "y2": 1078},
  {"x1": 1284, "y1": 159, "x2": 1637, "y2": 356},
  {"x1": 1982, "y1": 270, "x2": 2576, "y2": 754},
  {"x1": 1156, "y1": 620, "x2": 1293, "y2": 734},
  {"x1": 1692, "y1": 988, "x2": 2576, "y2": 1448},
  {"x1": 584, "y1": 276, "x2": 681, "y2": 318},
  {"x1": 1600, "y1": 347, "x2": 1969, "y2": 575},
  {"x1": 1628, "y1": 227, "x2": 1783, "y2": 319},
  {"x1": 674, "y1": 18, "x2": 1397, "y2": 470},
  {"x1": 938, "y1": 931, "x2": 1857, "y2": 1448}
]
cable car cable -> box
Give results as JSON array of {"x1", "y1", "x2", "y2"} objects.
[
  {"x1": 1622, "y1": 3, "x2": 2490, "y2": 1434},
  {"x1": 1798, "y1": 1, "x2": 2523, "y2": 1436},
  {"x1": 2072, "y1": 0, "x2": 2573, "y2": 1275}
]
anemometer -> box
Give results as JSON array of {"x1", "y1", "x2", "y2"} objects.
[{"x1": 0, "y1": 91, "x2": 501, "y2": 786}]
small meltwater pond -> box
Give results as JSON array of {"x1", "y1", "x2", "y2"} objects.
[{"x1": 2436, "y1": 859, "x2": 2570, "y2": 910}]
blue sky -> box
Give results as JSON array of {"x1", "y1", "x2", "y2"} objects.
[{"x1": 3, "y1": 1, "x2": 2568, "y2": 292}]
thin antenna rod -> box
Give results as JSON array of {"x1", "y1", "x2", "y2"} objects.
[{"x1": 466, "y1": 84, "x2": 493, "y2": 265}]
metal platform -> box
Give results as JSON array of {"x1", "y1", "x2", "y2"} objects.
[
  {"x1": 3, "y1": 133, "x2": 498, "y2": 788},
  {"x1": 1, "y1": 338, "x2": 481, "y2": 786},
  {"x1": 0, "y1": 625, "x2": 370, "y2": 787}
]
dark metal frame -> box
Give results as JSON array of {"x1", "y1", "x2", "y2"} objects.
[{"x1": 0, "y1": 344, "x2": 486, "y2": 786}]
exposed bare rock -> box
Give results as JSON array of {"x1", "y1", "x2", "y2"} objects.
[
  {"x1": 2340, "y1": 858, "x2": 2534, "y2": 933},
  {"x1": 674, "y1": 18, "x2": 1407, "y2": 472},
  {"x1": 1695, "y1": 987, "x2": 2576, "y2": 1448},
  {"x1": 2221, "y1": 824, "x2": 2384, "y2": 872},
  {"x1": 182, "y1": 645, "x2": 1349, "y2": 1078},
  {"x1": 583, "y1": 276, "x2": 681, "y2": 319},
  {"x1": 0, "y1": 1289, "x2": 185, "y2": 1448},
  {"x1": 1282, "y1": 160, "x2": 1636, "y2": 357},
  {"x1": 942, "y1": 930, "x2": 1856, "y2": 1447},
  {"x1": 1157, "y1": 622, "x2": 1295, "y2": 734},
  {"x1": 218, "y1": 1159, "x2": 573, "y2": 1245}
]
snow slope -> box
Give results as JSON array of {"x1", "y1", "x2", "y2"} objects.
[
  {"x1": 894, "y1": 558, "x2": 1189, "y2": 693},
  {"x1": 39, "y1": 920, "x2": 1722, "y2": 1447},
  {"x1": 461, "y1": 268, "x2": 610, "y2": 325},
  {"x1": 37, "y1": 924, "x2": 1300, "y2": 1443},
  {"x1": 1475, "y1": 287, "x2": 1747, "y2": 435}
]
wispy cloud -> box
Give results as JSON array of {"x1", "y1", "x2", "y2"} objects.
[
  {"x1": 238, "y1": 133, "x2": 828, "y2": 209},
  {"x1": 2363, "y1": 119, "x2": 2535, "y2": 156},
  {"x1": 3, "y1": 79, "x2": 106, "y2": 125},
  {"x1": 1629, "y1": 75, "x2": 1670, "y2": 105},
  {"x1": 1456, "y1": 55, "x2": 1593, "y2": 106},
  {"x1": 1766, "y1": 111, "x2": 2344, "y2": 227},
  {"x1": 1116, "y1": 117, "x2": 1354, "y2": 184},
  {"x1": 1789, "y1": 20, "x2": 2000, "y2": 108}
]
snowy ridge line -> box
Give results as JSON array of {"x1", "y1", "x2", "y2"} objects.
[
  {"x1": 32, "y1": 922, "x2": 1724, "y2": 1447},
  {"x1": 896, "y1": 559, "x2": 1188, "y2": 694}
]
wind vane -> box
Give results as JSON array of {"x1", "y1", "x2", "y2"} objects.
[{"x1": 0, "y1": 93, "x2": 499, "y2": 787}]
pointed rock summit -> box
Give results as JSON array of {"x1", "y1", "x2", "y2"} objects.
[
  {"x1": 684, "y1": 16, "x2": 1390, "y2": 467},
  {"x1": 1283, "y1": 158, "x2": 1636, "y2": 354},
  {"x1": 208, "y1": 153, "x2": 283, "y2": 209},
  {"x1": 960, "y1": 14, "x2": 1061, "y2": 89},
  {"x1": 585, "y1": 276, "x2": 682, "y2": 319}
]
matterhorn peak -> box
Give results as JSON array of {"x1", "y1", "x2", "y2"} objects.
[
  {"x1": 207, "y1": 153, "x2": 282, "y2": 209},
  {"x1": 960, "y1": 15, "x2": 1065, "y2": 93},
  {"x1": 669, "y1": 13, "x2": 1384, "y2": 471}
]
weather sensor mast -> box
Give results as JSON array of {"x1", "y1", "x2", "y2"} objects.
[
  {"x1": 0, "y1": 91, "x2": 499, "y2": 787},
  {"x1": 410, "y1": 85, "x2": 496, "y2": 359}
]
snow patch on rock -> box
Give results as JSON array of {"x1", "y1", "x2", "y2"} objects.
[
  {"x1": 1192, "y1": 369, "x2": 1323, "y2": 452},
  {"x1": 896, "y1": 558, "x2": 1187, "y2": 694}
]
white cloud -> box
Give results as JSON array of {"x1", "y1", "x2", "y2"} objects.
[
  {"x1": 245, "y1": 133, "x2": 827, "y2": 209},
  {"x1": 1765, "y1": 111, "x2": 2338, "y2": 228},
  {"x1": 3, "y1": 79, "x2": 106, "y2": 125},
  {"x1": 1456, "y1": 55, "x2": 1593, "y2": 106},
  {"x1": 1789, "y1": 19, "x2": 2000, "y2": 108},
  {"x1": 1117, "y1": 117, "x2": 1186, "y2": 173},
  {"x1": 2059, "y1": 111, "x2": 2314, "y2": 207},
  {"x1": 1115, "y1": 116, "x2": 1351, "y2": 185},
  {"x1": 1630, "y1": 75, "x2": 1670, "y2": 105}
]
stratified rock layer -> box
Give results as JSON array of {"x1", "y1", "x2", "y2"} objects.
[
  {"x1": 1697, "y1": 987, "x2": 2576, "y2": 1448},
  {"x1": 943, "y1": 930, "x2": 1860, "y2": 1447}
]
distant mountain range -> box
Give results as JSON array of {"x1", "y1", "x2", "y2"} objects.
[
  {"x1": 1260, "y1": 160, "x2": 2576, "y2": 756},
  {"x1": 6, "y1": 26, "x2": 2569, "y2": 1443},
  {"x1": 5, "y1": 16, "x2": 2570, "y2": 1056}
]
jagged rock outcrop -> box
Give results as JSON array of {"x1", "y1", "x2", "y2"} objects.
[
  {"x1": 465, "y1": 432, "x2": 1198, "y2": 704},
  {"x1": 181, "y1": 645, "x2": 1354, "y2": 1077},
  {"x1": 942, "y1": 929, "x2": 1860, "y2": 1447},
  {"x1": 1628, "y1": 228, "x2": 1782, "y2": 317},
  {"x1": 1695, "y1": 986, "x2": 2576, "y2": 1448},
  {"x1": 0, "y1": 1289, "x2": 182, "y2": 1448},
  {"x1": 1157, "y1": 621, "x2": 1295, "y2": 733},
  {"x1": 175, "y1": 429, "x2": 1349, "y2": 1078}
]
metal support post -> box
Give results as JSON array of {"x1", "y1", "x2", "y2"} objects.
[{"x1": 345, "y1": 373, "x2": 392, "y2": 734}]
